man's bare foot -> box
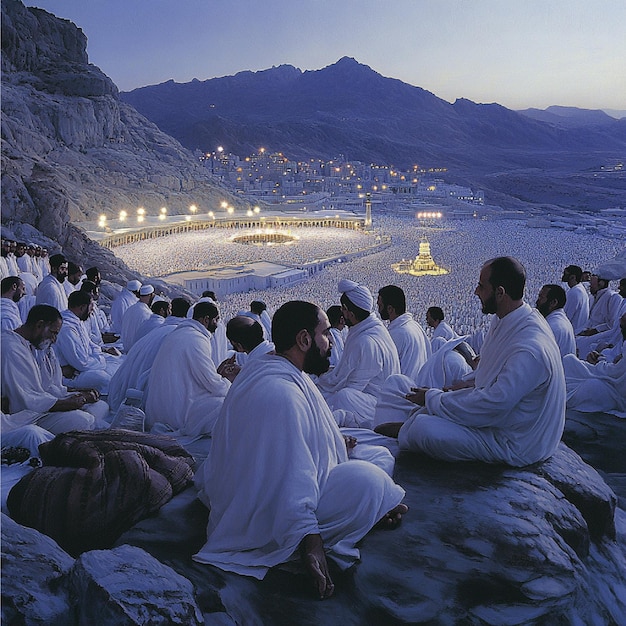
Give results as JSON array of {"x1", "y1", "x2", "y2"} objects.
[
  {"x1": 375, "y1": 503, "x2": 409, "y2": 530},
  {"x1": 373, "y1": 422, "x2": 403, "y2": 438}
]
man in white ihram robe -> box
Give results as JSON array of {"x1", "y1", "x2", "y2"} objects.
[
  {"x1": 145, "y1": 302, "x2": 231, "y2": 441},
  {"x1": 373, "y1": 336, "x2": 474, "y2": 428},
  {"x1": 564, "y1": 313, "x2": 626, "y2": 417},
  {"x1": 317, "y1": 280, "x2": 400, "y2": 428},
  {"x1": 107, "y1": 313, "x2": 185, "y2": 413},
  {"x1": 109, "y1": 280, "x2": 141, "y2": 334},
  {"x1": 54, "y1": 292, "x2": 121, "y2": 394},
  {"x1": 1, "y1": 307, "x2": 103, "y2": 434},
  {"x1": 120, "y1": 285, "x2": 154, "y2": 352},
  {"x1": 562, "y1": 265, "x2": 589, "y2": 335},
  {"x1": 194, "y1": 301, "x2": 406, "y2": 597},
  {"x1": 535, "y1": 284, "x2": 576, "y2": 358},
  {"x1": 379, "y1": 258, "x2": 566, "y2": 467},
  {"x1": 378, "y1": 285, "x2": 430, "y2": 382}
]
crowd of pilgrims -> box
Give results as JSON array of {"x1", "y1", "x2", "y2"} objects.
[{"x1": 1, "y1": 228, "x2": 625, "y2": 598}]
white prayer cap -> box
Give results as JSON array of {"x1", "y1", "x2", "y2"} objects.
[
  {"x1": 152, "y1": 295, "x2": 167, "y2": 304},
  {"x1": 338, "y1": 278, "x2": 373, "y2": 312},
  {"x1": 139, "y1": 284, "x2": 155, "y2": 296},
  {"x1": 127, "y1": 279, "x2": 142, "y2": 291}
]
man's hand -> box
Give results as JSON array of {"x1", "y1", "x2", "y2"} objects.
[
  {"x1": 81, "y1": 389, "x2": 100, "y2": 404},
  {"x1": 343, "y1": 435, "x2": 357, "y2": 453},
  {"x1": 61, "y1": 364, "x2": 77, "y2": 379},
  {"x1": 301, "y1": 534, "x2": 334, "y2": 599},
  {"x1": 579, "y1": 328, "x2": 599, "y2": 337},
  {"x1": 586, "y1": 350, "x2": 601, "y2": 364},
  {"x1": 444, "y1": 379, "x2": 475, "y2": 392},
  {"x1": 217, "y1": 355, "x2": 240, "y2": 382},
  {"x1": 406, "y1": 387, "x2": 428, "y2": 406}
]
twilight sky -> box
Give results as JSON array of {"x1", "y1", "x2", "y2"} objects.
[{"x1": 28, "y1": 0, "x2": 626, "y2": 112}]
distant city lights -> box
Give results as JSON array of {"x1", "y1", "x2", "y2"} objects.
[{"x1": 417, "y1": 211, "x2": 443, "y2": 219}]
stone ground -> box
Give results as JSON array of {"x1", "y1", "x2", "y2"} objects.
[
  {"x1": 113, "y1": 410, "x2": 626, "y2": 625},
  {"x1": 562, "y1": 410, "x2": 626, "y2": 508}
]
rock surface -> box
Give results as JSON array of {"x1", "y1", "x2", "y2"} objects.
[
  {"x1": 115, "y1": 442, "x2": 626, "y2": 625},
  {"x1": 3, "y1": 433, "x2": 626, "y2": 625},
  {"x1": 1, "y1": 514, "x2": 75, "y2": 625},
  {"x1": 69, "y1": 545, "x2": 203, "y2": 625}
]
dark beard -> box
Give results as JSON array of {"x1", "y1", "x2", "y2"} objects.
[
  {"x1": 536, "y1": 302, "x2": 550, "y2": 318},
  {"x1": 379, "y1": 307, "x2": 389, "y2": 321},
  {"x1": 303, "y1": 341, "x2": 331, "y2": 376},
  {"x1": 481, "y1": 293, "x2": 497, "y2": 315}
]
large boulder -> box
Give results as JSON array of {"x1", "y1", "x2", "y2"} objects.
[
  {"x1": 1, "y1": 513, "x2": 74, "y2": 625},
  {"x1": 69, "y1": 545, "x2": 203, "y2": 625}
]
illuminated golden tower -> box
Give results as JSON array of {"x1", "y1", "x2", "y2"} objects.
[{"x1": 392, "y1": 237, "x2": 448, "y2": 276}]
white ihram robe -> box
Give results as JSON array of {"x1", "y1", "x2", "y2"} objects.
[
  {"x1": 54, "y1": 310, "x2": 121, "y2": 394},
  {"x1": 121, "y1": 301, "x2": 151, "y2": 352},
  {"x1": 399, "y1": 304, "x2": 566, "y2": 467},
  {"x1": 0, "y1": 297, "x2": 22, "y2": 331},
  {"x1": 317, "y1": 314, "x2": 400, "y2": 428},
  {"x1": 373, "y1": 337, "x2": 473, "y2": 428},
  {"x1": 387, "y1": 312, "x2": 431, "y2": 382},
  {"x1": 563, "y1": 282, "x2": 589, "y2": 334},
  {"x1": 145, "y1": 319, "x2": 230, "y2": 440},
  {"x1": 564, "y1": 343, "x2": 626, "y2": 417},
  {"x1": 107, "y1": 317, "x2": 181, "y2": 412},
  {"x1": 193, "y1": 353, "x2": 405, "y2": 579},
  {"x1": 545, "y1": 308, "x2": 576, "y2": 358},
  {"x1": 110, "y1": 288, "x2": 137, "y2": 334},
  {"x1": 35, "y1": 274, "x2": 68, "y2": 311}
]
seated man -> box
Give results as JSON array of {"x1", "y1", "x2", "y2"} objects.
[
  {"x1": 1, "y1": 275, "x2": 25, "y2": 331},
  {"x1": 378, "y1": 284, "x2": 430, "y2": 381},
  {"x1": 326, "y1": 305, "x2": 346, "y2": 368},
  {"x1": 564, "y1": 313, "x2": 626, "y2": 417},
  {"x1": 121, "y1": 284, "x2": 154, "y2": 352},
  {"x1": 1, "y1": 305, "x2": 103, "y2": 434},
  {"x1": 145, "y1": 301, "x2": 233, "y2": 441},
  {"x1": 317, "y1": 279, "x2": 400, "y2": 428},
  {"x1": 535, "y1": 284, "x2": 576, "y2": 357},
  {"x1": 223, "y1": 315, "x2": 274, "y2": 371},
  {"x1": 107, "y1": 298, "x2": 190, "y2": 413},
  {"x1": 576, "y1": 274, "x2": 622, "y2": 357},
  {"x1": 54, "y1": 290, "x2": 121, "y2": 394},
  {"x1": 377, "y1": 257, "x2": 565, "y2": 467},
  {"x1": 193, "y1": 301, "x2": 407, "y2": 598},
  {"x1": 373, "y1": 337, "x2": 475, "y2": 428},
  {"x1": 426, "y1": 306, "x2": 457, "y2": 352}
]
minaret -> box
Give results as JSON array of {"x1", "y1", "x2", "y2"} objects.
[{"x1": 365, "y1": 192, "x2": 372, "y2": 228}]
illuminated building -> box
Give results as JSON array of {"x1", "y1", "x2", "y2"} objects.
[{"x1": 392, "y1": 237, "x2": 448, "y2": 276}]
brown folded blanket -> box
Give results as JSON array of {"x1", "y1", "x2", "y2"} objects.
[{"x1": 7, "y1": 429, "x2": 194, "y2": 555}]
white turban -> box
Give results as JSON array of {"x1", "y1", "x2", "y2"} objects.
[{"x1": 338, "y1": 279, "x2": 373, "y2": 312}]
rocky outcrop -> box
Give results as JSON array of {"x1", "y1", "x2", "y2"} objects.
[
  {"x1": 69, "y1": 545, "x2": 203, "y2": 625},
  {"x1": 4, "y1": 441, "x2": 626, "y2": 624},
  {"x1": 1, "y1": 0, "x2": 248, "y2": 286},
  {"x1": 1, "y1": 514, "x2": 75, "y2": 625}
]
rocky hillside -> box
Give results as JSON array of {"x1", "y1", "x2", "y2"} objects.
[{"x1": 1, "y1": 0, "x2": 246, "y2": 283}]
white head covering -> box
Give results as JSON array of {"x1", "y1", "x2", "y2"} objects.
[
  {"x1": 127, "y1": 279, "x2": 142, "y2": 291},
  {"x1": 338, "y1": 279, "x2": 373, "y2": 312},
  {"x1": 139, "y1": 284, "x2": 154, "y2": 296}
]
